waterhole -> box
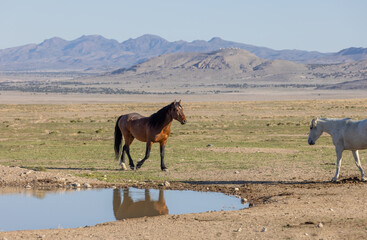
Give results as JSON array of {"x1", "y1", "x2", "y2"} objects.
[{"x1": 0, "y1": 187, "x2": 247, "y2": 231}]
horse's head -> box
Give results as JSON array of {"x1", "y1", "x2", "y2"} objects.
[
  {"x1": 308, "y1": 117, "x2": 322, "y2": 145},
  {"x1": 171, "y1": 100, "x2": 187, "y2": 125}
]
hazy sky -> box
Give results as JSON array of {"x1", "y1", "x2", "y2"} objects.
[{"x1": 0, "y1": 0, "x2": 366, "y2": 52}]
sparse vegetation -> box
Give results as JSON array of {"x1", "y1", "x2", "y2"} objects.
[
  {"x1": 1, "y1": 99, "x2": 367, "y2": 182},
  {"x1": 33, "y1": 166, "x2": 47, "y2": 172}
]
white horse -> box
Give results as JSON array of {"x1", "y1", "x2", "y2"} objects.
[{"x1": 308, "y1": 117, "x2": 367, "y2": 182}]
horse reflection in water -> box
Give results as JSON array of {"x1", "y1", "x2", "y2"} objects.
[{"x1": 113, "y1": 188, "x2": 168, "y2": 220}]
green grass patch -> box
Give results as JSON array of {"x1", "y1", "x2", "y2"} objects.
[{"x1": 1, "y1": 100, "x2": 366, "y2": 182}]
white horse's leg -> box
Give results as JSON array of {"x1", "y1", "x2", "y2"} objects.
[
  {"x1": 332, "y1": 148, "x2": 343, "y2": 182},
  {"x1": 352, "y1": 150, "x2": 367, "y2": 181}
]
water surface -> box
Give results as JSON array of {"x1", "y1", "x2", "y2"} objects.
[{"x1": 0, "y1": 187, "x2": 247, "y2": 231}]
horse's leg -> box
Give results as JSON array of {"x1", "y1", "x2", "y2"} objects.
[
  {"x1": 160, "y1": 142, "x2": 168, "y2": 171},
  {"x1": 113, "y1": 188, "x2": 122, "y2": 218},
  {"x1": 136, "y1": 141, "x2": 152, "y2": 169},
  {"x1": 332, "y1": 147, "x2": 343, "y2": 182},
  {"x1": 125, "y1": 145, "x2": 135, "y2": 170},
  {"x1": 158, "y1": 189, "x2": 165, "y2": 203},
  {"x1": 352, "y1": 150, "x2": 367, "y2": 181},
  {"x1": 144, "y1": 189, "x2": 151, "y2": 201},
  {"x1": 123, "y1": 135, "x2": 135, "y2": 170},
  {"x1": 119, "y1": 145, "x2": 128, "y2": 170}
]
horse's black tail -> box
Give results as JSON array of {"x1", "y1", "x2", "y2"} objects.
[{"x1": 114, "y1": 115, "x2": 123, "y2": 160}]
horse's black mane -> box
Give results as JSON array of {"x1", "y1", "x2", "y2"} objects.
[{"x1": 148, "y1": 103, "x2": 173, "y2": 128}]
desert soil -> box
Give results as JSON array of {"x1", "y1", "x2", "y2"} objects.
[
  {"x1": 1, "y1": 91, "x2": 367, "y2": 239},
  {"x1": 2, "y1": 89, "x2": 367, "y2": 104}
]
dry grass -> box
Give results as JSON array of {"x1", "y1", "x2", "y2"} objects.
[{"x1": 1, "y1": 98, "x2": 367, "y2": 182}]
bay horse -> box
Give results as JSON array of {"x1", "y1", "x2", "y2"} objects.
[
  {"x1": 114, "y1": 100, "x2": 186, "y2": 171},
  {"x1": 308, "y1": 117, "x2": 367, "y2": 182}
]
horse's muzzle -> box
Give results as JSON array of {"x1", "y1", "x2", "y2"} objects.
[
  {"x1": 181, "y1": 120, "x2": 187, "y2": 125},
  {"x1": 308, "y1": 139, "x2": 315, "y2": 145}
]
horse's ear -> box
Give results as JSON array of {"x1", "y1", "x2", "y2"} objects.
[
  {"x1": 178, "y1": 100, "x2": 181, "y2": 105},
  {"x1": 173, "y1": 100, "x2": 176, "y2": 105},
  {"x1": 312, "y1": 118, "x2": 318, "y2": 128}
]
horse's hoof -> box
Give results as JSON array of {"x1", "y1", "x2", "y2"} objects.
[
  {"x1": 136, "y1": 161, "x2": 143, "y2": 170},
  {"x1": 130, "y1": 166, "x2": 135, "y2": 170},
  {"x1": 161, "y1": 168, "x2": 168, "y2": 172},
  {"x1": 331, "y1": 178, "x2": 339, "y2": 182},
  {"x1": 361, "y1": 177, "x2": 367, "y2": 182},
  {"x1": 120, "y1": 163, "x2": 127, "y2": 171}
]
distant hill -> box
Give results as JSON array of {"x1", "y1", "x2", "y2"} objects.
[
  {"x1": 112, "y1": 48, "x2": 306, "y2": 79},
  {"x1": 0, "y1": 34, "x2": 366, "y2": 71},
  {"x1": 315, "y1": 47, "x2": 367, "y2": 63},
  {"x1": 316, "y1": 78, "x2": 367, "y2": 90},
  {"x1": 108, "y1": 48, "x2": 367, "y2": 89}
]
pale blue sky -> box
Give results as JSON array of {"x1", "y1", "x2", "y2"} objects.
[{"x1": 0, "y1": 0, "x2": 366, "y2": 52}]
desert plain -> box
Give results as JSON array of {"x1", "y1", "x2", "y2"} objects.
[{"x1": 0, "y1": 88, "x2": 367, "y2": 239}]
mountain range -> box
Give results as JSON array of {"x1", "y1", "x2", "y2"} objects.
[
  {"x1": 108, "y1": 48, "x2": 367, "y2": 86},
  {"x1": 0, "y1": 34, "x2": 366, "y2": 71},
  {"x1": 1, "y1": 47, "x2": 367, "y2": 94}
]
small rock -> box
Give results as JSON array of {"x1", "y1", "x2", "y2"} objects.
[
  {"x1": 206, "y1": 144, "x2": 214, "y2": 147},
  {"x1": 163, "y1": 181, "x2": 170, "y2": 187},
  {"x1": 71, "y1": 182, "x2": 81, "y2": 188},
  {"x1": 83, "y1": 183, "x2": 91, "y2": 188},
  {"x1": 329, "y1": 208, "x2": 334, "y2": 211},
  {"x1": 317, "y1": 222, "x2": 323, "y2": 228},
  {"x1": 241, "y1": 198, "x2": 247, "y2": 204},
  {"x1": 234, "y1": 170, "x2": 240, "y2": 174},
  {"x1": 261, "y1": 227, "x2": 267, "y2": 232},
  {"x1": 25, "y1": 184, "x2": 32, "y2": 189},
  {"x1": 56, "y1": 177, "x2": 66, "y2": 182},
  {"x1": 234, "y1": 227, "x2": 242, "y2": 232},
  {"x1": 234, "y1": 187, "x2": 239, "y2": 191}
]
